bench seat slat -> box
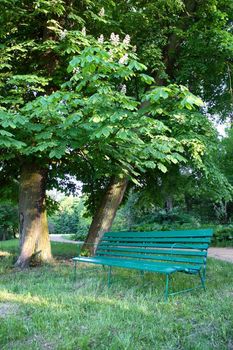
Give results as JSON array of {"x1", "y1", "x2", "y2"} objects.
[
  {"x1": 96, "y1": 251, "x2": 204, "y2": 264},
  {"x1": 101, "y1": 237, "x2": 211, "y2": 243},
  {"x1": 97, "y1": 246, "x2": 207, "y2": 257},
  {"x1": 73, "y1": 256, "x2": 201, "y2": 274},
  {"x1": 99, "y1": 242, "x2": 209, "y2": 249},
  {"x1": 105, "y1": 229, "x2": 213, "y2": 238}
]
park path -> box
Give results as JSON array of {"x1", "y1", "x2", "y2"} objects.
[
  {"x1": 208, "y1": 247, "x2": 233, "y2": 263},
  {"x1": 50, "y1": 234, "x2": 78, "y2": 244},
  {"x1": 50, "y1": 235, "x2": 233, "y2": 263}
]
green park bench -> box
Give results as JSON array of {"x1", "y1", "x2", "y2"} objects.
[{"x1": 73, "y1": 228, "x2": 213, "y2": 300}]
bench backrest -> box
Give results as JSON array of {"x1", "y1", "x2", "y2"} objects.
[{"x1": 95, "y1": 229, "x2": 213, "y2": 267}]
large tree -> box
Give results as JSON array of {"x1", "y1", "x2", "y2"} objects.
[
  {"x1": 0, "y1": 9, "x2": 206, "y2": 266},
  {"x1": 0, "y1": 0, "x2": 112, "y2": 266},
  {"x1": 82, "y1": 0, "x2": 233, "y2": 245},
  {"x1": 1, "y1": 0, "x2": 232, "y2": 263}
]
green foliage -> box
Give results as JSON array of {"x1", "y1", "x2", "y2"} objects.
[
  {"x1": 0, "y1": 26, "x2": 212, "y2": 185},
  {"x1": 0, "y1": 204, "x2": 18, "y2": 241},
  {"x1": 113, "y1": 201, "x2": 201, "y2": 233},
  {"x1": 107, "y1": 0, "x2": 233, "y2": 119},
  {"x1": 49, "y1": 196, "x2": 90, "y2": 238},
  {"x1": 0, "y1": 0, "x2": 229, "y2": 217},
  {"x1": 212, "y1": 225, "x2": 233, "y2": 247},
  {"x1": 112, "y1": 187, "x2": 233, "y2": 247}
]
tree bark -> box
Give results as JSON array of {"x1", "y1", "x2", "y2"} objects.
[
  {"x1": 165, "y1": 196, "x2": 173, "y2": 213},
  {"x1": 15, "y1": 163, "x2": 53, "y2": 268},
  {"x1": 83, "y1": 176, "x2": 128, "y2": 254}
]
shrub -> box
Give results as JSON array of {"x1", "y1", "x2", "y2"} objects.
[
  {"x1": 0, "y1": 204, "x2": 18, "y2": 241},
  {"x1": 212, "y1": 226, "x2": 233, "y2": 246}
]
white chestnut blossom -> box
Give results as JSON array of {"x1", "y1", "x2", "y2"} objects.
[
  {"x1": 73, "y1": 67, "x2": 80, "y2": 74},
  {"x1": 108, "y1": 49, "x2": 114, "y2": 61},
  {"x1": 81, "y1": 27, "x2": 86, "y2": 36},
  {"x1": 120, "y1": 84, "x2": 127, "y2": 94},
  {"x1": 98, "y1": 34, "x2": 104, "y2": 44},
  {"x1": 132, "y1": 45, "x2": 137, "y2": 52},
  {"x1": 119, "y1": 53, "x2": 128, "y2": 64},
  {"x1": 60, "y1": 29, "x2": 67, "y2": 40},
  {"x1": 110, "y1": 32, "x2": 120, "y2": 46},
  {"x1": 123, "y1": 34, "x2": 131, "y2": 45},
  {"x1": 98, "y1": 7, "x2": 105, "y2": 17}
]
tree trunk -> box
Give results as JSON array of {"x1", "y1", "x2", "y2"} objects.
[
  {"x1": 83, "y1": 176, "x2": 128, "y2": 254},
  {"x1": 15, "y1": 163, "x2": 53, "y2": 268},
  {"x1": 165, "y1": 196, "x2": 173, "y2": 213},
  {"x1": 2, "y1": 230, "x2": 6, "y2": 241}
]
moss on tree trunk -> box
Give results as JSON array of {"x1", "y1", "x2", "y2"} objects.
[{"x1": 15, "y1": 163, "x2": 53, "y2": 268}]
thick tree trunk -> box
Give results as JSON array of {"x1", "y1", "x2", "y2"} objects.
[
  {"x1": 15, "y1": 163, "x2": 53, "y2": 268},
  {"x1": 84, "y1": 176, "x2": 128, "y2": 254}
]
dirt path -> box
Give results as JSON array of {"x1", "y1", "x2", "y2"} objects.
[
  {"x1": 50, "y1": 235, "x2": 233, "y2": 263},
  {"x1": 50, "y1": 235, "x2": 79, "y2": 244},
  {"x1": 208, "y1": 248, "x2": 233, "y2": 263}
]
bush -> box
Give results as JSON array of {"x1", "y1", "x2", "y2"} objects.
[
  {"x1": 70, "y1": 232, "x2": 88, "y2": 241},
  {"x1": 212, "y1": 226, "x2": 233, "y2": 246},
  {"x1": 48, "y1": 196, "x2": 90, "y2": 237},
  {"x1": 0, "y1": 204, "x2": 18, "y2": 241},
  {"x1": 127, "y1": 209, "x2": 201, "y2": 232}
]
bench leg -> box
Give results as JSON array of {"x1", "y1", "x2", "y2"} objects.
[
  {"x1": 74, "y1": 261, "x2": 77, "y2": 282},
  {"x1": 164, "y1": 274, "x2": 169, "y2": 301},
  {"x1": 108, "y1": 266, "x2": 112, "y2": 287},
  {"x1": 199, "y1": 270, "x2": 206, "y2": 291}
]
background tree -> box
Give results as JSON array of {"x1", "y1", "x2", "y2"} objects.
[
  {"x1": 0, "y1": 204, "x2": 18, "y2": 241},
  {"x1": 49, "y1": 196, "x2": 90, "y2": 238}
]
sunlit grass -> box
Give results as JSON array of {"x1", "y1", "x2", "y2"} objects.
[
  {"x1": 0, "y1": 239, "x2": 78, "y2": 259},
  {"x1": 0, "y1": 240, "x2": 233, "y2": 350}
]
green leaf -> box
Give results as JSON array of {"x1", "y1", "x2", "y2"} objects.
[
  {"x1": 157, "y1": 163, "x2": 167, "y2": 173},
  {"x1": 140, "y1": 74, "x2": 155, "y2": 85}
]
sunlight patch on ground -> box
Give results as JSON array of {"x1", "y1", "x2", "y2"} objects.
[
  {"x1": 0, "y1": 302, "x2": 19, "y2": 318},
  {"x1": 0, "y1": 290, "x2": 59, "y2": 309},
  {"x1": 0, "y1": 251, "x2": 12, "y2": 257}
]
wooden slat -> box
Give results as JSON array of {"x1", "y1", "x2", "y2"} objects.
[
  {"x1": 96, "y1": 256, "x2": 201, "y2": 271},
  {"x1": 104, "y1": 229, "x2": 213, "y2": 238},
  {"x1": 96, "y1": 246, "x2": 207, "y2": 257},
  {"x1": 101, "y1": 237, "x2": 211, "y2": 243},
  {"x1": 96, "y1": 251, "x2": 204, "y2": 264},
  {"x1": 98, "y1": 242, "x2": 209, "y2": 249},
  {"x1": 74, "y1": 256, "x2": 201, "y2": 273}
]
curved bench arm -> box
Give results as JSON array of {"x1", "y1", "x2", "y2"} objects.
[
  {"x1": 170, "y1": 243, "x2": 208, "y2": 253},
  {"x1": 170, "y1": 243, "x2": 208, "y2": 277}
]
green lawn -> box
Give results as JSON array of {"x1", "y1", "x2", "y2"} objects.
[{"x1": 0, "y1": 240, "x2": 233, "y2": 350}]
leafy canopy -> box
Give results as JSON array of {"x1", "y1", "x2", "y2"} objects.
[{"x1": 0, "y1": 37, "x2": 210, "y2": 181}]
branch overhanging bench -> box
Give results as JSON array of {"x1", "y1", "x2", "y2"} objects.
[{"x1": 73, "y1": 228, "x2": 213, "y2": 300}]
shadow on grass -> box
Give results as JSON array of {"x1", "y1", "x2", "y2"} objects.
[{"x1": 0, "y1": 255, "x2": 233, "y2": 350}]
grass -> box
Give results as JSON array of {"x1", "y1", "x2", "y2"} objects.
[
  {"x1": 0, "y1": 240, "x2": 233, "y2": 350},
  {"x1": 0, "y1": 239, "x2": 78, "y2": 259}
]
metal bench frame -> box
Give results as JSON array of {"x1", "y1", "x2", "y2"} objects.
[{"x1": 73, "y1": 229, "x2": 213, "y2": 300}]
